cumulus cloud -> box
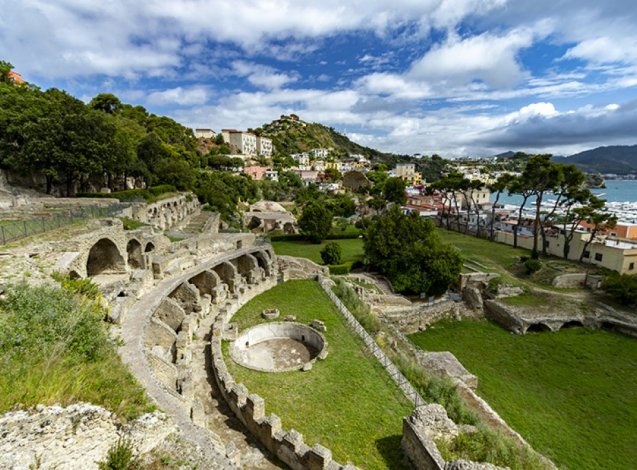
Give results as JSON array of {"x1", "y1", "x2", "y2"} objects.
[
  {"x1": 231, "y1": 61, "x2": 297, "y2": 90},
  {"x1": 147, "y1": 86, "x2": 210, "y2": 106}
]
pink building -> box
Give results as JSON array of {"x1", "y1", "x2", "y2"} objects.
[{"x1": 243, "y1": 166, "x2": 269, "y2": 180}]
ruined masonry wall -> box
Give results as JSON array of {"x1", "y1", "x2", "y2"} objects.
[
  {"x1": 0, "y1": 404, "x2": 173, "y2": 470},
  {"x1": 130, "y1": 193, "x2": 199, "y2": 230}
]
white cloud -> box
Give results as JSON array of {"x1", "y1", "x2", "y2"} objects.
[
  {"x1": 408, "y1": 28, "x2": 535, "y2": 88},
  {"x1": 147, "y1": 86, "x2": 210, "y2": 106},
  {"x1": 231, "y1": 61, "x2": 297, "y2": 90}
]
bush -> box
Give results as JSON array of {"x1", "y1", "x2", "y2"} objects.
[
  {"x1": 147, "y1": 184, "x2": 176, "y2": 196},
  {"x1": 524, "y1": 258, "x2": 542, "y2": 274},
  {"x1": 321, "y1": 242, "x2": 343, "y2": 265},
  {"x1": 602, "y1": 273, "x2": 637, "y2": 306},
  {"x1": 328, "y1": 262, "x2": 352, "y2": 275}
]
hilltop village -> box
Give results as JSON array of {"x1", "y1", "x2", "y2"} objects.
[{"x1": 1, "y1": 68, "x2": 636, "y2": 470}]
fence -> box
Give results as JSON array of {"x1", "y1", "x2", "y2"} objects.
[
  {"x1": 318, "y1": 276, "x2": 426, "y2": 408},
  {"x1": 0, "y1": 203, "x2": 129, "y2": 245}
]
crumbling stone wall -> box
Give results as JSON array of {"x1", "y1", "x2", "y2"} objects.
[
  {"x1": 129, "y1": 194, "x2": 199, "y2": 230},
  {"x1": 0, "y1": 404, "x2": 173, "y2": 470}
]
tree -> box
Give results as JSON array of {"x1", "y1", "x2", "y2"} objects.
[
  {"x1": 320, "y1": 242, "x2": 342, "y2": 265},
  {"x1": 383, "y1": 177, "x2": 407, "y2": 205},
  {"x1": 0, "y1": 61, "x2": 13, "y2": 84},
  {"x1": 539, "y1": 164, "x2": 585, "y2": 255},
  {"x1": 521, "y1": 154, "x2": 562, "y2": 254},
  {"x1": 323, "y1": 167, "x2": 342, "y2": 182},
  {"x1": 299, "y1": 201, "x2": 333, "y2": 243},
  {"x1": 89, "y1": 93, "x2": 123, "y2": 114},
  {"x1": 578, "y1": 204, "x2": 617, "y2": 263},
  {"x1": 364, "y1": 206, "x2": 462, "y2": 296},
  {"x1": 508, "y1": 175, "x2": 535, "y2": 248},
  {"x1": 602, "y1": 273, "x2": 637, "y2": 306},
  {"x1": 488, "y1": 173, "x2": 514, "y2": 241}
]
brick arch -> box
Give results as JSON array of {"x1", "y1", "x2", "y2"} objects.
[{"x1": 87, "y1": 238, "x2": 126, "y2": 276}]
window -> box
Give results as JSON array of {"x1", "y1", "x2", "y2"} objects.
[
  {"x1": 594, "y1": 253, "x2": 603, "y2": 262},
  {"x1": 630, "y1": 262, "x2": 635, "y2": 271},
  {"x1": 583, "y1": 250, "x2": 590, "y2": 258}
]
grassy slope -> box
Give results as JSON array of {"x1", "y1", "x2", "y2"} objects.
[
  {"x1": 225, "y1": 280, "x2": 412, "y2": 469},
  {"x1": 272, "y1": 238, "x2": 364, "y2": 265},
  {"x1": 0, "y1": 284, "x2": 151, "y2": 420},
  {"x1": 409, "y1": 320, "x2": 637, "y2": 470}
]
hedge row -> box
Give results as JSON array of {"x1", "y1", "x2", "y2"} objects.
[{"x1": 77, "y1": 185, "x2": 177, "y2": 203}]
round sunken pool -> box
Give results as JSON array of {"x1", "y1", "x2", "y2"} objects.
[{"x1": 230, "y1": 322, "x2": 326, "y2": 372}]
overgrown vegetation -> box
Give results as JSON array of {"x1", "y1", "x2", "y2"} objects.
[
  {"x1": 98, "y1": 438, "x2": 140, "y2": 470},
  {"x1": 410, "y1": 319, "x2": 637, "y2": 469},
  {"x1": 0, "y1": 283, "x2": 151, "y2": 419},
  {"x1": 602, "y1": 272, "x2": 637, "y2": 307}
]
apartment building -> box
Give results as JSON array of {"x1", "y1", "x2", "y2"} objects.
[
  {"x1": 257, "y1": 136, "x2": 273, "y2": 157},
  {"x1": 395, "y1": 163, "x2": 422, "y2": 186}
]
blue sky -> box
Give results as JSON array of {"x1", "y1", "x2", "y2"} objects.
[{"x1": 2, "y1": 0, "x2": 637, "y2": 157}]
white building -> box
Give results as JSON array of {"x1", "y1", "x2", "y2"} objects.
[
  {"x1": 222, "y1": 129, "x2": 257, "y2": 156},
  {"x1": 265, "y1": 169, "x2": 279, "y2": 182},
  {"x1": 311, "y1": 148, "x2": 330, "y2": 159},
  {"x1": 194, "y1": 128, "x2": 215, "y2": 139},
  {"x1": 257, "y1": 136, "x2": 273, "y2": 157},
  {"x1": 291, "y1": 153, "x2": 310, "y2": 166}
]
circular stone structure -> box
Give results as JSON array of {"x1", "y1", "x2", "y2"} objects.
[{"x1": 230, "y1": 322, "x2": 326, "y2": 372}]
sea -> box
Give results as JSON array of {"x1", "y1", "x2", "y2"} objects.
[
  {"x1": 494, "y1": 179, "x2": 637, "y2": 205},
  {"x1": 493, "y1": 179, "x2": 637, "y2": 223}
]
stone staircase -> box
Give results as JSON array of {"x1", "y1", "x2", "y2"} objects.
[{"x1": 182, "y1": 211, "x2": 213, "y2": 234}]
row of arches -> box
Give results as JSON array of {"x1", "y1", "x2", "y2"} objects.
[{"x1": 86, "y1": 238, "x2": 155, "y2": 276}]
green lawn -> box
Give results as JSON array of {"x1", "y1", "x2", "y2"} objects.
[
  {"x1": 272, "y1": 238, "x2": 364, "y2": 265},
  {"x1": 409, "y1": 320, "x2": 637, "y2": 470},
  {"x1": 224, "y1": 280, "x2": 412, "y2": 469}
]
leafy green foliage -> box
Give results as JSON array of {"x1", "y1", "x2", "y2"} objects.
[
  {"x1": 602, "y1": 273, "x2": 637, "y2": 306},
  {"x1": 383, "y1": 177, "x2": 407, "y2": 204},
  {"x1": 0, "y1": 284, "x2": 151, "y2": 419},
  {"x1": 299, "y1": 201, "x2": 333, "y2": 243},
  {"x1": 320, "y1": 241, "x2": 342, "y2": 265},
  {"x1": 524, "y1": 258, "x2": 542, "y2": 274},
  {"x1": 364, "y1": 207, "x2": 463, "y2": 296}
]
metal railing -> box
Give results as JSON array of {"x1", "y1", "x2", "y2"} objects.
[
  {"x1": 318, "y1": 277, "x2": 425, "y2": 408},
  {"x1": 0, "y1": 203, "x2": 129, "y2": 245}
]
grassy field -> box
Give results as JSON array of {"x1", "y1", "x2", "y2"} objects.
[
  {"x1": 409, "y1": 320, "x2": 637, "y2": 469},
  {"x1": 272, "y1": 238, "x2": 364, "y2": 265},
  {"x1": 224, "y1": 280, "x2": 412, "y2": 469}
]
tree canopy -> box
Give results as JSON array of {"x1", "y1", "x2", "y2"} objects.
[{"x1": 364, "y1": 206, "x2": 462, "y2": 296}]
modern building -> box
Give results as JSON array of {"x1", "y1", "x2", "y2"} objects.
[
  {"x1": 257, "y1": 136, "x2": 273, "y2": 157},
  {"x1": 310, "y1": 148, "x2": 330, "y2": 159},
  {"x1": 395, "y1": 163, "x2": 422, "y2": 186},
  {"x1": 194, "y1": 128, "x2": 216, "y2": 139},
  {"x1": 221, "y1": 129, "x2": 257, "y2": 156}
]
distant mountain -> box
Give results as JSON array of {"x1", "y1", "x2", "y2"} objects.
[
  {"x1": 553, "y1": 145, "x2": 637, "y2": 174},
  {"x1": 254, "y1": 115, "x2": 392, "y2": 161}
]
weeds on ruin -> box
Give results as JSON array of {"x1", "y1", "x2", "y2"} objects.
[
  {"x1": 98, "y1": 437, "x2": 140, "y2": 470},
  {"x1": 0, "y1": 284, "x2": 152, "y2": 419},
  {"x1": 435, "y1": 425, "x2": 552, "y2": 470}
]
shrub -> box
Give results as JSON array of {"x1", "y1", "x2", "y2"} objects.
[
  {"x1": 98, "y1": 438, "x2": 139, "y2": 470},
  {"x1": 321, "y1": 242, "x2": 343, "y2": 265},
  {"x1": 602, "y1": 273, "x2": 637, "y2": 306},
  {"x1": 147, "y1": 184, "x2": 176, "y2": 196},
  {"x1": 328, "y1": 262, "x2": 352, "y2": 275},
  {"x1": 524, "y1": 258, "x2": 542, "y2": 274}
]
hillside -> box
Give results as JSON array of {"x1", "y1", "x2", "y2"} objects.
[
  {"x1": 254, "y1": 115, "x2": 392, "y2": 161},
  {"x1": 553, "y1": 145, "x2": 637, "y2": 174}
]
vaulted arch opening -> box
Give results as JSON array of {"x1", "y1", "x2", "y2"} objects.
[{"x1": 87, "y1": 238, "x2": 126, "y2": 276}]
